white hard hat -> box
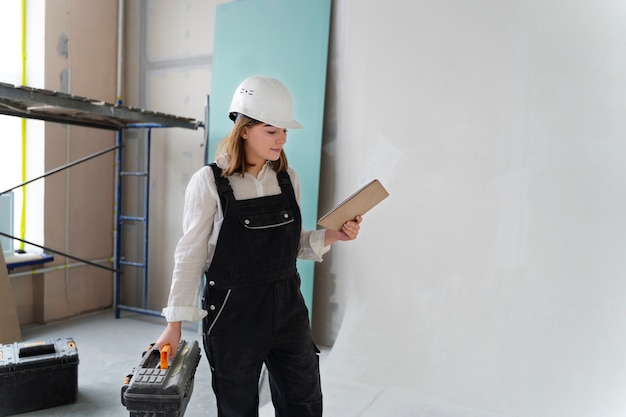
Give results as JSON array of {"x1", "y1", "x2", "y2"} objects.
[{"x1": 229, "y1": 76, "x2": 303, "y2": 129}]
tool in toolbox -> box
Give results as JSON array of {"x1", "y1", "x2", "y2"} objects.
[
  {"x1": 0, "y1": 337, "x2": 79, "y2": 417},
  {"x1": 121, "y1": 339, "x2": 201, "y2": 417}
]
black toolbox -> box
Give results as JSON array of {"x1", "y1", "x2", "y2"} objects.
[
  {"x1": 0, "y1": 337, "x2": 79, "y2": 417},
  {"x1": 121, "y1": 340, "x2": 201, "y2": 417}
]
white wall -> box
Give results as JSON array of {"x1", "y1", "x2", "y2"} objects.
[{"x1": 316, "y1": 0, "x2": 626, "y2": 416}]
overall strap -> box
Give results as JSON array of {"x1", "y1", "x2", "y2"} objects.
[
  {"x1": 208, "y1": 163, "x2": 234, "y2": 196},
  {"x1": 208, "y1": 163, "x2": 235, "y2": 217},
  {"x1": 277, "y1": 170, "x2": 297, "y2": 203}
]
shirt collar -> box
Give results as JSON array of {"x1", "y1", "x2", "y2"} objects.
[{"x1": 215, "y1": 153, "x2": 273, "y2": 175}]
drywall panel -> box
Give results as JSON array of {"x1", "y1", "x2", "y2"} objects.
[
  {"x1": 208, "y1": 0, "x2": 331, "y2": 313},
  {"x1": 144, "y1": 67, "x2": 209, "y2": 309},
  {"x1": 314, "y1": 0, "x2": 626, "y2": 416},
  {"x1": 41, "y1": 0, "x2": 117, "y2": 322},
  {"x1": 146, "y1": 0, "x2": 225, "y2": 61}
]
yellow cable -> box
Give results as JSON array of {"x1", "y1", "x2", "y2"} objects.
[{"x1": 19, "y1": 0, "x2": 27, "y2": 250}]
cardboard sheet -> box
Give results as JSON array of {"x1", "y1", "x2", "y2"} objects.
[{"x1": 0, "y1": 241, "x2": 22, "y2": 344}]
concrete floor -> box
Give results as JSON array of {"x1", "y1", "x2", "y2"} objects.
[{"x1": 11, "y1": 309, "x2": 500, "y2": 417}]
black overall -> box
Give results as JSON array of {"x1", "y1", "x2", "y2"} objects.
[{"x1": 202, "y1": 163, "x2": 322, "y2": 417}]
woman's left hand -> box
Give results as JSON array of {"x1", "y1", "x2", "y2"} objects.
[{"x1": 324, "y1": 215, "x2": 362, "y2": 245}]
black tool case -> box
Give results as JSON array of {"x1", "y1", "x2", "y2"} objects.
[
  {"x1": 0, "y1": 337, "x2": 79, "y2": 417},
  {"x1": 122, "y1": 340, "x2": 201, "y2": 417}
]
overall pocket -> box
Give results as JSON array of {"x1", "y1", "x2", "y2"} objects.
[{"x1": 201, "y1": 288, "x2": 232, "y2": 336}]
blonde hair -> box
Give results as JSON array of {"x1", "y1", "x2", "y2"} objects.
[{"x1": 217, "y1": 114, "x2": 289, "y2": 177}]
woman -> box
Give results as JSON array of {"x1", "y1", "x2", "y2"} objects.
[{"x1": 156, "y1": 76, "x2": 361, "y2": 417}]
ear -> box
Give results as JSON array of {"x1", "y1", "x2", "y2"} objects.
[{"x1": 241, "y1": 126, "x2": 249, "y2": 139}]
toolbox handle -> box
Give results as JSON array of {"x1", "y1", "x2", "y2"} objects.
[
  {"x1": 19, "y1": 343, "x2": 56, "y2": 358},
  {"x1": 160, "y1": 344, "x2": 171, "y2": 370}
]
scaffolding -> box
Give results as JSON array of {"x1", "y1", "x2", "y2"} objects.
[{"x1": 0, "y1": 82, "x2": 202, "y2": 318}]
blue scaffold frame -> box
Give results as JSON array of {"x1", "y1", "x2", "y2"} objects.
[{"x1": 0, "y1": 83, "x2": 202, "y2": 320}]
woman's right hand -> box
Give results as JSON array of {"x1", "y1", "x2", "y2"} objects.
[{"x1": 155, "y1": 321, "x2": 182, "y2": 356}]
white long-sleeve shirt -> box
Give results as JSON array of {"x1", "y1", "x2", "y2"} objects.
[{"x1": 162, "y1": 158, "x2": 329, "y2": 322}]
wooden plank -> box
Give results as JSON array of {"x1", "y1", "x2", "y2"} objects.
[
  {"x1": 0, "y1": 83, "x2": 202, "y2": 130},
  {"x1": 0, "y1": 241, "x2": 22, "y2": 344}
]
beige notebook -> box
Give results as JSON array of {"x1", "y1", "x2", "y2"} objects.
[{"x1": 318, "y1": 180, "x2": 389, "y2": 231}]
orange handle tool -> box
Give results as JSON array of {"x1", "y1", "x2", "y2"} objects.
[{"x1": 160, "y1": 344, "x2": 171, "y2": 370}]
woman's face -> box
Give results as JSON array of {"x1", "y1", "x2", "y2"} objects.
[{"x1": 242, "y1": 123, "x2": 287, "y2": 166}]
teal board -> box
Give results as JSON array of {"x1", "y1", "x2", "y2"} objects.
[{"x1": 208, "y1": 0, "x2": 332, "y2": 315}]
